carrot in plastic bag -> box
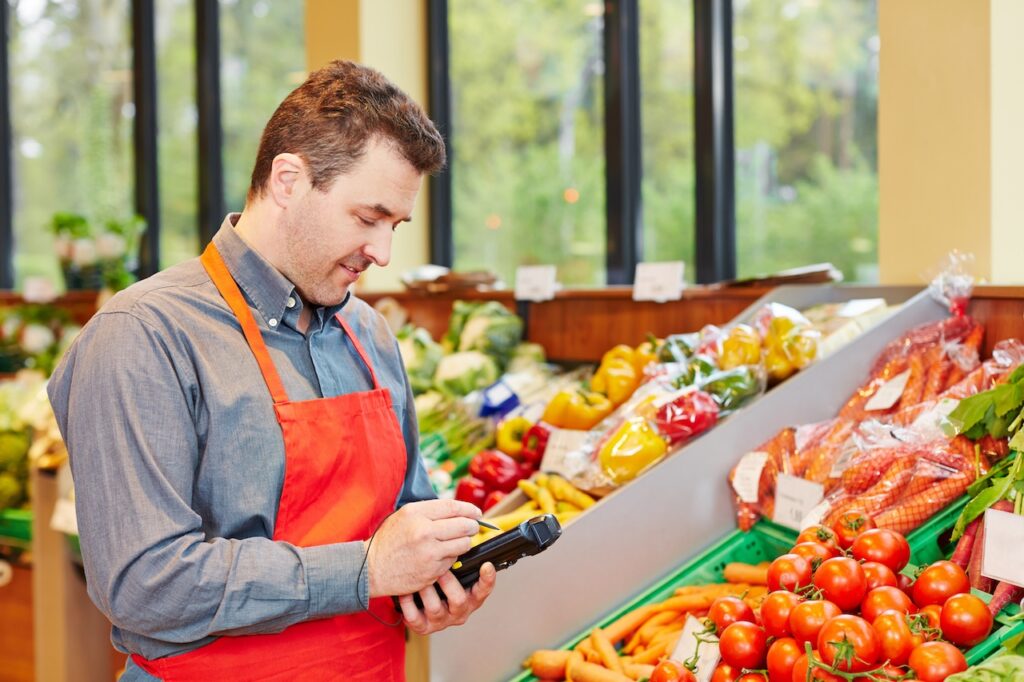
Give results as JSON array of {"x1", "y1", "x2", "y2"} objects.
[{"x1": 872, "y1": 470, "x2": 972, "y2": 534}]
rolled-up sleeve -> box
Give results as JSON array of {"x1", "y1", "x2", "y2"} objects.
[{"x1": 48, "y1": 311, "x2": 369, "y2": 646}]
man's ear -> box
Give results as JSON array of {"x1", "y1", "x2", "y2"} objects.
[{"x1": 267, "y1": 153, "x2": 307, "y2": 208}]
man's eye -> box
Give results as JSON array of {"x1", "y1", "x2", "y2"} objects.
[{"x1": 358, "y1": 216, "x2": 375, "y2": 226}]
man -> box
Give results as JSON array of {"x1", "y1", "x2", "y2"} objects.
[{"x1": 48, "y1": 60, "x2": 494, "y2": 681}]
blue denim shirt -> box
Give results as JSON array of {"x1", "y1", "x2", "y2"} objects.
[{"x1": 47, "y1": 215, "x2": 433, "y2": 678}]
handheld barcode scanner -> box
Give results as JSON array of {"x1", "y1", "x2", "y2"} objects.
[{"x1": 398, "y1": 514, "x2": 563, "y2": 611}]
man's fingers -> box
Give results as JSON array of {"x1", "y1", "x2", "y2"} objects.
[
  {"x1": 469, "y1": 562, "x2": 497, "y2": 606},
  {"x1": 417, "y1": 583, "x2": 447, "y2": 622},
  {"x1": 418, "y1": 498, "x2": 482, "y2": 521},
  {"x1": 431, "y1": 517, "x2": 482, "y2": 542},
  {"x1": 436, "y1": 571, "x2": 470, "y2": 617},
  {"x1": 398, "y1": 594, "x2": 426, "y2": 632}
]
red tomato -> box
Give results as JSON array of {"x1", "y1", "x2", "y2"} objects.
[
  {"x1": 736, "y1": 675, "x2": 768, "y2": 682},
  {"x1": 797, "y1": 525, "x2": 841, "y2": 552},
  {"x1": 718, "y1": 621, "x2": 768, "y2": 670},
  {"x1": 812, "y1": 557, "x2": 868, "y2": 612},
  {"x1": 789, "y1": 599, "x2": 842, "y2": 646},
  {"x1": 940, "y1": 593, "x2": 994, "y2": 648},
  {"x1": 711, "y1": 663, "x2": 741, "y2": 682},
  {"x1": 791, "y1": 541, "x2": 838, "y2": 568},
  {"x1": 915, "y1": 604, "x2": 943, "y2": 640},
  {"x1": 832, "y1": 511, "x2": 875, "y2": 550},
  {"x1": 790, "y1": 651, "x2": 845, "y2": 682},
  {"x1": 708, "y1": 595, "x2": 757, "y2": 635},
  {"x1": 816, "y1": 614, "x2": 880, "y2": 673},
  {"x1": 861, "y1": 561, "x2": 898, "y2": 591},
  {"x1": 912, "y1": 561, "x2": 971, "y2": 607},
  {"x1": 897, "y1": 572, "x2": 915, "y2": 596},
  {"x1": 768, "y1": 554, "x2": 814, "y2": 593},
  {"x1": 850, "y1": 529, "x2": 911, "y2": 573},
  {"x1": 872, "y1": 610, "x2": 923, "y2": 666},
  {"x1": 908, "y1": 641, "x2": 968, "y2": 681},
  {"x1": 761, "y1": 591, "x2": 805, "y2": 638},
  {"x1": 855, "y1": 664, "x2": 908, "y2": 682},
  {"x1": 767, "y1": 637, "x2": 802, "y2": 682},
  {"x1": 861, "y1": 586, "x2": 917, "y2": 623},
  {"x1": 650, "y1": 659, "x2": 697, "y2": 682}
]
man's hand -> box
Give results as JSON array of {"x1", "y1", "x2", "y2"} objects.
[
  {"x1": 396, "y1": 563, "x2": 497, "y2": 635},
  {"x1": 366, "y1": 499, "x2": 482, "y2": 598}
]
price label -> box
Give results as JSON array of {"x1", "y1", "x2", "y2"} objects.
[
  {"x1": 837, "y1": 298, "x2": 886, "y2": 318},
  {"x1": 50, "y1": 498, "x2": 79, "y2": 536},
  {"x1": 865, "y1": 369, "x2": 912, "y2": 411},
  {"x1": 514, "y1": 265, "x2": 559, "y2": 302},
  {"x1": 633, "y1": 261, "x2": 686, "y2": 303},
  {"x1": 540, "y1": 428, "x2": 591, "y2": 477},
  {"x1": 982, "y1": 509, "x2": 1024, "y2": 587},
  {"x1": 731, "y1": 451, "x2": 768, "y2": 504},
  {"x1": 670, "y1": 615, "x2": 720, "y2": 682},
  {"x1": 773, "y1": 474, "x2": 825, "y2": 530}
]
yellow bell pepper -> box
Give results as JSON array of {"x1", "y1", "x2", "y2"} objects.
[
  {"x1": 495, "y1": 416, "x2": 532, "y2": 458},
  {"x1": 601, "y1": 344, "x2": 636, "y2": 367},
  {"x1": 592, "y1": 356, "x2": 641, "y2": 406},
  {"x1": 598, "y1": 417, "x2": 668, "y2": 485},
  {"x1": 719, "y1": 324, "x2": 762, "y2": 370},
  {"x1": 541, "y1": 390, "x2": 614, "y2": 430},
  {"x1": 633, "y1": 336, "x2": 662, "y2": 374}
]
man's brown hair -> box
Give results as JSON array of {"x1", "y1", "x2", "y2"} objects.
[{"x1": 247, "y1": 59, "x2": 446, "y2": 202}]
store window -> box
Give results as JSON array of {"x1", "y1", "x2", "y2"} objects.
[
  {"x1": 448, "y1": 0, "x2": 606, "y2": 287},
  {"x1": 219, "y1": 0, "x2": 306, "y2": 214},
  {"x1": 157, "y1": 0, "x2": 199, "y2": 268},
  {"x1": 639, "y1": 0, "x2": 695, "y2": 280},
  {"x1": 733, "y1": 0, "x2": 879, "y2": 282},
  {"x1": 8, "y1": 0, "x2": 134, "y2": 288}
]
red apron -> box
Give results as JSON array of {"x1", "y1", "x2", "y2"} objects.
[{"x1": 132, "y1": 243, "x2": 408, "y2": 681}]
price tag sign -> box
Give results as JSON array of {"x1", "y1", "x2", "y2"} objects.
[
  {"x1": 633, "y1": 261, "x2": 686, "y2": 303},
  {"x1": 731, "y1": 451, "x2": 768, "y2": 504},
  {"x1": 982, "y1": 509, "x2": 1024, "y2": 587},
  {"x1": 670, "y1": 615, "x2": 720, "y2": 682},
  {"x1": 773, "y1": 474, "x2": 825, "y2": 530},
  {"x1": 514, "y1": 265, "x2": 558, "y2": 302},
  {"x1": 865, "y1": 369, "x2": 912, "y2": 411},
  {"x1": 540, "y1": 428, "x2": 591, "y2": 477},
  {"x1": 50, "y1": 498, "x2": 79, "y2": 536}
]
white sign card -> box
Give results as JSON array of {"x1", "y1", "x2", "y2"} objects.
[
  {"x1": 773, "y1": 474, "x2": 825, "y2": 530},
  {"x1": 514, "y1": 265, "x2": 559, "y2": 302},
  {"x1": 633, "y1": 261, "x2": 686, "y2": 303},
  {"x1": 982, "y1": 508, "x2": 1024, "y2": 587}
]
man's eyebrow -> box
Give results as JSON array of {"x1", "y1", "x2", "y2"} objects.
[{"x1": 361, "y1": 203, "x2": 412, "y2": 223}]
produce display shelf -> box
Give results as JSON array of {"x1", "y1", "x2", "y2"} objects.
[
  {"x1": 509, "y1": 521, "x2": 795, "y2": 682},
  {"x1": 0, "y1": 507, "x2": 31, "y2": 547},
  {"x1": 905, "y1": 495, "x2": 969, "y2": 566}
]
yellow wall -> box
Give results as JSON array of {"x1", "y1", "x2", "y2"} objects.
[
  {"x1": 305, "y1": 0, "x2": 432, "y2": 292},
  {"x1": 879, "y1": 0, "x2": 1024, "y2": 285}
]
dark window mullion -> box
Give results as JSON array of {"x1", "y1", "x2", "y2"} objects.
[
  {"x1": 196, "y1": 0, "x2": 224, "y2": 247},
  {"x1": 604, "y1": 0, "x2": 643, "y2": 285},
  {"x1": 427, "y1": 0, "x2": 453, "y2": 268},
  {"x1": 0, "y1": 0, "x2": 14, "y2": 288},
  {"x1": 693, "y1": 0, "x2": 736, "y2": 283},
  {"x1": 132, "y1": 0, "x2": 160, "y2": 278}
]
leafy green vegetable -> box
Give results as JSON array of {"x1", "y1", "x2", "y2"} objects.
[
  {"x1": 952, "y1": 454, "x2": 1024, "y2": 540},
  {"x1": 396, "y1": 325, "x2": 444, "y2": 395},
  {"x1": 947, "y1": 655, "x2": 1024, "y2": 682},
  {"x1": 456, "y1": 302, "x2": 523, "y2": 369},
  {"x1": 434, "y1": 351, "x2": 500, "y2": 396}
]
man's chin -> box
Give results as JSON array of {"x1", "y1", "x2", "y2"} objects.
[{"x1": 298, "y1": 284, "x2": 350, "y2": 309}]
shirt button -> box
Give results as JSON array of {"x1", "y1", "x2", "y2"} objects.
[
  {"x1": 268, "y1": 318, "x2": 278, "y2": 327},
  {"x1": 287, "y1": 297, "x2": 296, "y2": 308}
]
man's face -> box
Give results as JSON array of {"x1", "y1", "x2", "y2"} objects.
[{"x1": 279, "y1": 137, "x2": 422, "y2": 306}]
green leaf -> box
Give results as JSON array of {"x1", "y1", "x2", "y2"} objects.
[
  {"x1": 1010, "y1": 364, "x2": 1024, "y2": 385},
  {"x1": 969, "y1": 455, "x2": 1018, "y2": 497},
  {"x1": 948, "y1": 393, "x2": 996, "y2": 436},
  {"x1": 1010, "y1": 428, "x2": 1024, "y2": 453},
  {"x1": 953, "y1": 455, "x2": 1024, "y2": 540},
  {"x1": 994, "y1": 382, "x2": 1024, "y2": 418}
]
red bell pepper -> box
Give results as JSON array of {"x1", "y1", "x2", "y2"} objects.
[
  {"x1": 454, "y1": 476, "x2": 488, "y2": 509},
  {"x1": 520, "y1": 423, "x2": 551, "y2": 466},
  {"x1": 470, "y1": 450, "x2": 523, "y2": 493},
  {"x1": 653, "y1": 389, "x2": 719, "y2": 445},
  {"x1": 483, "y1": 490, "x2": 506, "y2": 512}
]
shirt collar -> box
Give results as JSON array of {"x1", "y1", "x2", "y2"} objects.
[{"x1": 210, "y1": 213, "x2": 350, "y2": 330}]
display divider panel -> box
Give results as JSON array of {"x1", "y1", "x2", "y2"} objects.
[{"x1": 429, "y1": 288, "x2": 944, "y2": 682}]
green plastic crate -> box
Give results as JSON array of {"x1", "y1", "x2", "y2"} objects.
[
  {"x1": 508, "y1": 521, "x2": 795, "y2": 682},
  {"x1": 905, "y1": 495, "x2": 970, "y2": 566},
  {"x1": 0, "y1": 508, "x2": 31, "y2": 547}
]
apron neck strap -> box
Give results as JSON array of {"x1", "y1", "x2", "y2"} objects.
[
  {"x1": 334, "y1": 313, "x2": 381, "y2": 390},
  {"x1": 201, "y1": 242, "x2": 290, "y2": 405}
]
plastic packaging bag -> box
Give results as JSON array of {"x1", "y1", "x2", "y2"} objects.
[
  {"x1": 753, "y1": 303, "x2": 821, "y2": 382},
  {"x1": 928, "y1": 251, "x2": 975, "y2": 317}
]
